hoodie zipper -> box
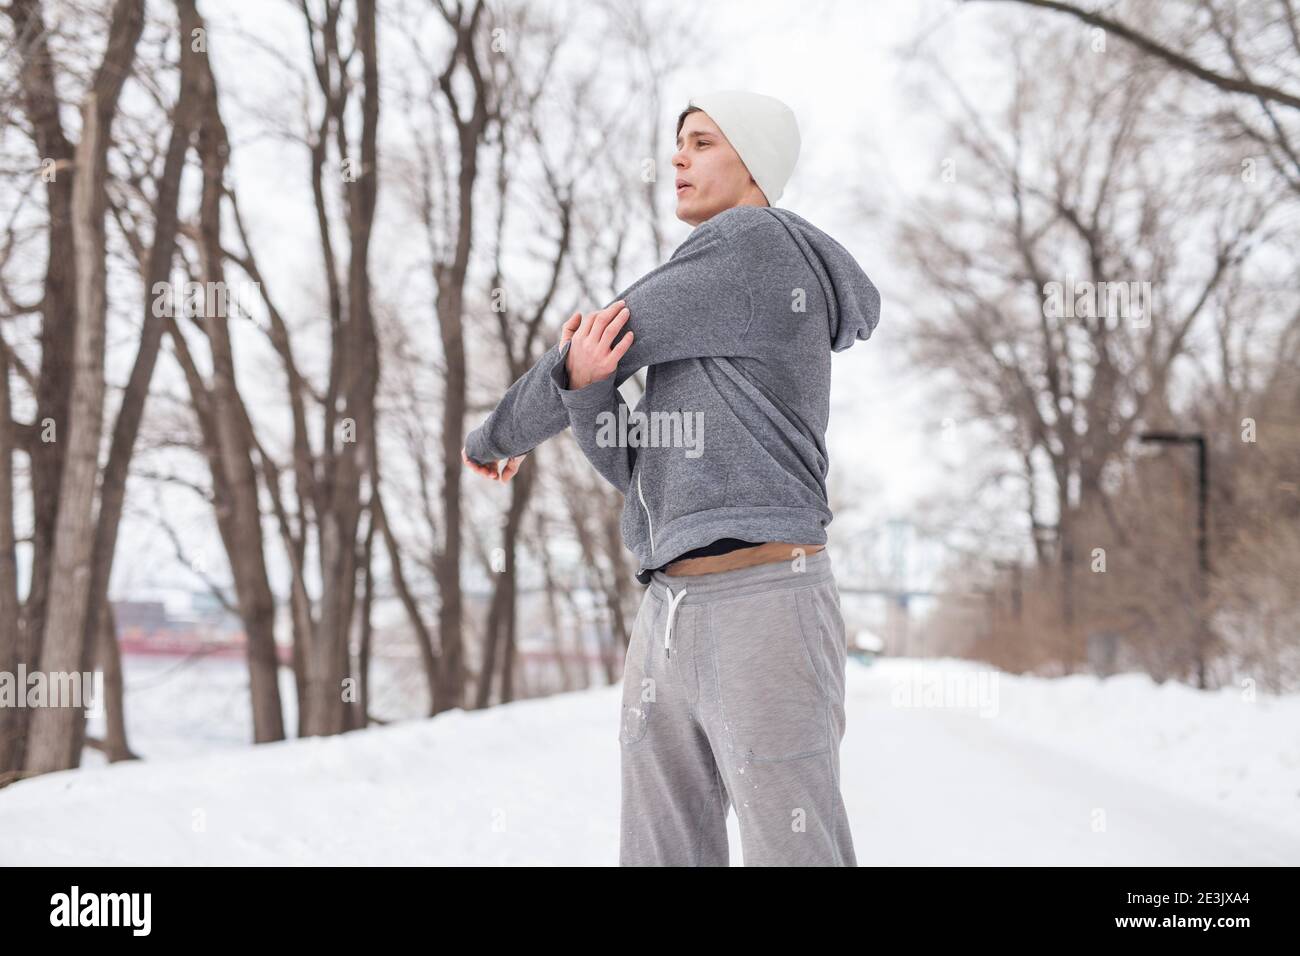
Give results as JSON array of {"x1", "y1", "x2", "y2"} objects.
[{"x1": 636, "y1": 469, "x2": 656, "y2": 558}]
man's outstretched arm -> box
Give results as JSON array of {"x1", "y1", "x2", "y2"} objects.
[
  {"x1": 462, "y1": 301, "x2": 632, "y2": 473},
  {"x1": 462, "y1": 340, "x2": 572, "y2": 469}
]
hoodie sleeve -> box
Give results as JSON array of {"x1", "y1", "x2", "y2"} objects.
[
  {"x1": 599, "y1": 227, "x2": 758, "y2": 371},
  {"x1": 463, "y1": 343, "x2": 571, "y2": 465},
  {"x1": 463, "y1": 218, "x2": 759, "y2": 466},
  {"x1": 547, "y1": 340, "x2": 636, "y2": 494}
]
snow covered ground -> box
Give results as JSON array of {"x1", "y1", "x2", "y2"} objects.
[{"x1": 1, "y1": 655, "x2": 1298, "y2": 865}]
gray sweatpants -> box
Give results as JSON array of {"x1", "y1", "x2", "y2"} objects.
[{"x1": 617, "y1": 546, "x2": 856, "y2": 866}]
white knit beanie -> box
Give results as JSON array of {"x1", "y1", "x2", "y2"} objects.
[{"x1": 685, "y1": 89, "x2": 801, "y2": 205}]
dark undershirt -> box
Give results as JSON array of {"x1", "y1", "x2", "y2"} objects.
[{"x1": 635, "y1": 538, "x2": 761, "y2": 585}]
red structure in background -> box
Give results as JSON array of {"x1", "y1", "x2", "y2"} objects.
[{"x1": 113, "y1": 598, "x2": 292, "y2": 664}]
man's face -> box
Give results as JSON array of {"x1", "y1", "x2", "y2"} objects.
[{"x1": 671, "y1": 111, "x2": 765, "y2": 226}]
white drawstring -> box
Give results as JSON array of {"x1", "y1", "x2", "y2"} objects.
[{"x1": 663, "y1": 585, "x2": 688, "y2": 658}]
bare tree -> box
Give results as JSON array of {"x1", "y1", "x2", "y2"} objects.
[
  {"x1": 898, "y1": 19, "x2": 1282, "y2": 673},
  {"x1": 23, "y1": 0, "x2": 145, "y2": 775},
  {"x1": 1, "y1": 0, "x2": 85, "y2": 779},
  {"x1": 73, "y1": 0, "x2": 208, "y2": 765},
  {"x1": 971, "y1": 0, "x2": 1300, "y2": 194}
]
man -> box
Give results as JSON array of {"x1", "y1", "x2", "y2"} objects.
[{"x1": 463, "y1": 90, "x2": 881, "y2": 865}]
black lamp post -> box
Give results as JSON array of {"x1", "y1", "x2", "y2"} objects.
[{"x1": 1138, "y1": 431, "x2": 1210, "y2": 689}]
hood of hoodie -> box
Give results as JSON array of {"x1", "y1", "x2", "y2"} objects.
[{"x1": 749, "y1": 207, "x2": 881, "y2": 352}]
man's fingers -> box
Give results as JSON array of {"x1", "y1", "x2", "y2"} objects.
[
  {"x1": 500, "y1": 453, "x2": 526, "y2": 482},
  {"x1": 590, "y1": 298, "x2": 626, "y2": 338},
  {"x1": 609, "y1": 329, "x2": 634, "y2": 362},
  {"x1": 566, "y1": 299, "x2": 631, "y2": 389},
  {"x1": 462, "y1": 447, "x2": 502, "y2": 480},
  {"x1": 599, "y1": 306, "x2": 630, "y2": 348},
  {"x1": 560, "y1": 310, "x2": 582, "y2": 344}
]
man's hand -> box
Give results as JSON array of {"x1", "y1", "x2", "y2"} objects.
[
  {"x1": 559, "y1": 310, "x2": 582, "y2": 345},
  {"x1": 462, "y1": 446, "x2": 527, "y2": 483},
  {"x1": 565, "y1": 298, "x2": 633, "y2": 390}
]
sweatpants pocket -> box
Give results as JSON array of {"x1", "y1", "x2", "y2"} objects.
[
  {"x1": 712, "y1": 588, "x2": 829, "y2": 761},
  {"x1": 619, "y1": 596, "x2": 657, "y2": 746}
]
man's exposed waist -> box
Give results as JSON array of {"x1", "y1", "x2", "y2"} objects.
[{"x1": 665, "y1": 541, "x2": 825, "y2": 575}]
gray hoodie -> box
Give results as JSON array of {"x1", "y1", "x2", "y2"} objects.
[{"x1": 464, "y1": 204, "x2": 881, "y2": 583}]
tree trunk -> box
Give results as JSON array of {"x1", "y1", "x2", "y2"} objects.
[
  {"x1": 94, "y1": 602, "x2": 136, "y2": 762},
  {"x1": 3, "y1": 0, "x2": 81, "y2": 779},
  {"x1": 69, "y1": 0, "x2": 207, "y2": 764},
  {"x1": 192, "y1": 47, "x2": 286, "y2": 745},
  {"x1": 25, "y1": 0, "x2": 145, "y2": 775},
  {"x1": 0, "y1": 332, "x2": 21, "y2": 778}
]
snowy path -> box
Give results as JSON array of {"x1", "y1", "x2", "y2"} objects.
[
  {"x1": 1, "y1": 658, "x2": 1297, "y2": 865},
  {"x1": 850, "y1": 688, "x2": 1300, "y2": 865}
]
